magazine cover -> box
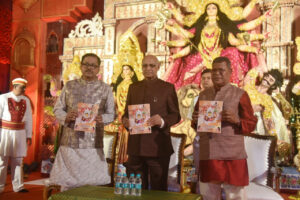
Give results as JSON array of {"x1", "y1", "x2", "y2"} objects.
[
  {"x1": 197, "y1": 101, "x2": 223, "y2": 133},
  {"x1": 128, "y1": 104, "x2": 151, "y2": 134},
  {"x1": 74, "y1": 103, "x2": 99, "y2": 133}
]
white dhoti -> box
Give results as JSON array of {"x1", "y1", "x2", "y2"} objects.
[
  {"x1": 199, "y1": 181, "x2": 247, "y2": 200},
  {"x1": 50, "y1": 79, "x2": 115, "y2": 191},
  {"x1": 49, "y1": 146, "x2": 111, "y2": 190}
]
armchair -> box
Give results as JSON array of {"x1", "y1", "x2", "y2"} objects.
[
  {"x1": 102, "y1": 131, "x2": 118, "y2": 186},
  {"x1": 168, "y1": 133, "x2": 187, "y2": 192},
  {"x1": 244, "y1": 134, "x2": 283, "y2": 200}
]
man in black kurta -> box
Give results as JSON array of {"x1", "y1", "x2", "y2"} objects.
[{"x1": 122, "y1": 55, "x2": 180, "y2": 191}]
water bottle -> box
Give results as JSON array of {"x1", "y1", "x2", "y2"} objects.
[
  {"x1": 129, "y1": 173, "x2": 136, "y2": 195},
  {"x1": 135, "y1": 174, "x2": 142, "y2": 196},
  {"x1": 114, "y1": 172, "x2": 122, "y2": 195},
  {"x1": 121, "y1": 173, "x2": 129, "y2": 195}
]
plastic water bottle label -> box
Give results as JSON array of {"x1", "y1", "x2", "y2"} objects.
[
  {"x1": 129, "y1": 183, "x2": 135, "y2": 189},
  {"x1": 115, "y1": 183, "x2": 121, "y2": 188}
]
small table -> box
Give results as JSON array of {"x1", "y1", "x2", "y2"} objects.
[{"x1": 49, "y1": 185, "x2": 201, "y2": 200}]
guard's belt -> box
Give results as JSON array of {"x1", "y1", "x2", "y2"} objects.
[{"x1": 0, "y1": 119, "x2": 25, "y2": 130}]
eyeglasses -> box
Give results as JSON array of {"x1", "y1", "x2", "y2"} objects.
[{"x1": 81, "y1": 62, "x2": 99, "y2": 69}]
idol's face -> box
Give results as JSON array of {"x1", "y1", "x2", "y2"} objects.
[
  {"x1": 122, "y1": 65, "x2": 132, "y2": 76},
  {"x1": 206, "y1": 4, "x2": 218, "y2": 17},
  {"x1": 142, "y1": 56, "x2": 160, "y2": 80},
  {"x1": 261, "y1": 74, "x2": 276, "y2": 89},
  {"x1": 80, "y1": 56, "x2": 100, "y2": 80},
  {"x1": 201, "y1": 72, "x2": 213, "y2": 90},
  {"x1": 182, "y1": 88, "x2": 198, "y2": 107},
  {"x1": 212, "y1": 61, "x2": 232, "y2": 88}
]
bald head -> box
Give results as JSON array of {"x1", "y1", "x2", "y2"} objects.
[
  {"x1": 142, "y1": 55, "x2": 160, "y2": 80},
  {"x1": 143, "y1": 55, "x2": 160, "y2": 66}
]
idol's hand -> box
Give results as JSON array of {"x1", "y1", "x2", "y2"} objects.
[
  {"x1": 253, "y1": 104, "x2": 264, "y2": 113},
  {"x1": 166, "y1": 2, "x2": 174, "y2": 9},
  {"x1": 265, "y1": 118, "x2": 275, "y2": 131},
  {"x1": 265, "y1": 9, "x2": 272, "y2": 18},
  {"x1": 264, "y1": 31, "x2": 271, "y2": 40},
  {"x1": 122, "y1": 117, "x2": 130, "y2": 128},
  {"x1": 147, "y1": 114, "x2": 163, "y2": 127},
  {"x1": 160, "y1": 41, "x2": 167, "y2": 46},
  {"x1": 167, "y1": 19, "x2": 176, "y2": 25},
  {"x1": 65, "y1": 110, "x2": 78, "y2": 123}
]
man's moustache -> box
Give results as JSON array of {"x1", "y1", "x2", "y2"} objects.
[{"x1": 263, "y1": 78, "x2": 271, "y2": 86}]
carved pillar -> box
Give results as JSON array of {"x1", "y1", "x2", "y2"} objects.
[
  {"x1": 145, "y1": 13, "x2": 169, "y2": 78},
  {"x1": 103, "y1": 19, "x2": 116, "y2": 84},
  {"x1": 145, "y1": 16, "x2": 156, "y2": 54},
  {"x1": 262, "y1": 0, "x2": 297, "y2": 77}
]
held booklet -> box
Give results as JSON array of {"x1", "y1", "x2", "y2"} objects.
[
  {"x1": 128, "y1": 104, "x2": 151, "y2": 134},
  {"x1": 197, "y1": 101, "x2": 223, "y2": 133},
  {"x1": 74, "y1": 103, "x2": 99, "y2": 133}
]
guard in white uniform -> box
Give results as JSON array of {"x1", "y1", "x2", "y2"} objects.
[{"x1": 0, "y1": 78, "x2": 32, "y2": 193}]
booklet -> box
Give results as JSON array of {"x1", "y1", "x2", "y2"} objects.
[
  {"x1": 197, "y1": 101, "x2": 223, "y2": 133},
  {"x1": 74, "y1": 103, "x2": 99, "y2": 133},
  {"x1": 128, "y1": 104, "x2": 151, "y2": 134}
]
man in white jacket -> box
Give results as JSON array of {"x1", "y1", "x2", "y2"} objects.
[{"x1": 0, "y1": 78, "x2": 32, "y2": 193}]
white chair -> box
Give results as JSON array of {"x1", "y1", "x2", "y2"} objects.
[
  {"x1": 168, "y1": 133, "x2": 187, "y2": 192},
  {"x1": 102, "y1": 131, "x2": 118, "y2": 186},
  {"x1": 244, "y1": 134, "x2": 283, "y2": 200}
]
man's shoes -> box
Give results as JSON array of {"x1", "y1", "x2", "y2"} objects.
[{"x1": 17, "y1": 189, "x2": 29, "y2": 193}]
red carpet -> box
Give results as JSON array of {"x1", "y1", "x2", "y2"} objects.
[
  {"x1": 0, "y1": 172, "x2": 297, "y2": 200},
  {"x1": 0, "y1": 172, "x2": 44, "y2": 200}
]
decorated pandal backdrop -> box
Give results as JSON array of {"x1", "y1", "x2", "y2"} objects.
[{"x1": 41, "y1": 0, "x2": 300, "y2": 184}]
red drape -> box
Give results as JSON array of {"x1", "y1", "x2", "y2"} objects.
[{"x1": 0, "y1": 0, "x2": 12, "y2": 93}]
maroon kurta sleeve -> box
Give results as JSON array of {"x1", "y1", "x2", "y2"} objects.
[{"x1": 238, "y1": 92, "x2": 257, "y2": 134}]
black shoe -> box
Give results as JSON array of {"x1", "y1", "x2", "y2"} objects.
[{"x1": 17, "y1": 189, "x2": 29, "y2": 193}]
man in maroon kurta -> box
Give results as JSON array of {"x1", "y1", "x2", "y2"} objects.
[
  {"x1": 122, "y1": 55, "x2": 180, "y2": 191},
  {"x1": 192, "y1": 57, "x2": 257, "y2": 200}
]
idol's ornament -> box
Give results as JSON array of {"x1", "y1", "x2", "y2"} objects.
[{"x1": 160, "y1": 0, "x2": 278, "y2": 89}]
